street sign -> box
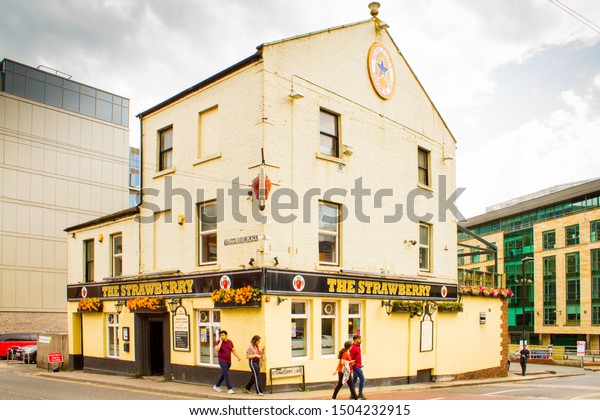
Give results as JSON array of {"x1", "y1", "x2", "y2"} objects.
[
  {"x1": 577, "y1": 341, "x2": 586, "y2": 357},
  {"x1": 48, "y1": 352, "x2": 63, "y2": 363}
]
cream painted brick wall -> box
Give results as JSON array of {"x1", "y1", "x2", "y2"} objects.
[{"x1": 137, "y1": 21, "x2": 457, "y2": 283}]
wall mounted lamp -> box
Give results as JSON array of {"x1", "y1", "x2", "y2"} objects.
[
  {"x1": 273, "y1": 257, "x2": 279, "y2": 266},
  {"x1": 381, "y1": 300, "x2": 394, "y2": 316},
  {"x1": 248, "y1": 258, "x2": 255, "y2": 267},
  {"x1": 98, "y1": 234, "x2": 104, "y2": 243},
  {"x1": 114, "y1": 300, "x2": 125, "y2": 314},
  {"x1": 289, "y1": 89, "x2": 304, "y2": 99},
  {"x1": 403, "y1": 239, "x2": 417, "y2": 246},
  {"x1": 277, "y1": 296, "x2": 287, "y2": 305},
  {"x1": 168, "y1": 297, "x2": 182, "y2": 312}
]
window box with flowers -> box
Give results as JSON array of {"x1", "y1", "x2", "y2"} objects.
[
  {"x1": 459, "y1": 285, "x2": 514, "y2": 299},
  {"x1": 437, "y1": 302, "x2": 463, "y2": 313},
  {"x1": 77, "y1": 298, "x2": 103, "y2": 312},
  {"x1": 126, "y1": 297, "x2": 166, "y2": 313},
  {"x1": 390, "y1": 300, "x2": 424, "y2": 314},
  {"x1": 211, "y1": 285, "x2": 262, "y2": 308}
]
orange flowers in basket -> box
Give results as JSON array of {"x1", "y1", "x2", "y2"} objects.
[
  {"x1": 211, "y1": 285, "x2": 261, "y2": 305},
  {"x1": 77, "y1": 297, "x2": 103, "y2": 312},
  {"x1": 126, "y1": 297, "x2": 164, "y2": 310}
]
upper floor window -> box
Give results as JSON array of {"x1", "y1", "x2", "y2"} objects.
[
  {"x1": 591, "y1": 220, "x2": 600, "y2": 242},
  {"x1": 319, "y1": 110, "x2": 339, "y2": 157},
  {"x1": 318, "y1": 202, "x2": 340, "y2": 265},
  {"x1": 83, "y1": 239, "x2": 94, "y2": 282},
  {"x1": 542, "y1": 230, "x2": 556, "y2": 250},
  {"x1": 111, "y1": 234, "x2": 123, "y2": 277},
  {"x1": 198, "y1": 202, "x2": 217, "y2": 264},
  {"x1": 419, "y1": 223, "x2": 431, "y2": 271},
  {"x1": 418, "y1": 147, "x2": 430, "y2": 187},
  {"x1": 565, "y1": 225, "x2": 580, "y2": 246},
  {"x1": 158, "y1": 127, "x2": 173, "y2": 171},
  {"x1": 198, "y1": 106, "x2": 218, "y2": 158}
]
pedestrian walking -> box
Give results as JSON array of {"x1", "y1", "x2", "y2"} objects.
[
  {"x1": 332, "y1": 341, "x2": 358, "y2": 400},
  {"x1": 349, "y1": 334, "x2": 367, "y2": 399},
  {"x1": 213, "y1": 330, "x2": 241, "y2": 394},
  {"x1": 519, "y1": 344, "x2": 530, "y2": 376},
  {"x1": 241, "y1": 335, "x2": 265, "y2": 396}
]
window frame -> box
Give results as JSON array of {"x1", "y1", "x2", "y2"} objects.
[
  {"x1": 110, "y1": 233, "x2": 123, "y2": 277},
  {"x1": 198, "y1": 201, "x2": 218, "y2": 265},
  {"x1": 106, "y1": 314, "x2": 119, "y2": 358},
  {"x1": 158, "y1": 126, "x2": 173, "y2": 172},
  {"x1": 419, "y1": 222, "x2": 432, "y2": 272},
  {"x1": 319, "y1": 109, "x2": 340, "y2": 158},
  {"x1": 347, "y1": 301, "x2": 363, "y2": 341},
  {"x1": 318, "y1": 201, "x2": 340, "y2": 265},
  {"x1": 291, "y1": 301, "x2": 310, "y2": 359},
  {"x1": 565, "y1": 224, "x2": 580, "y2": 247},
  {"x1": 83, "y1": 239, "x2": 94, "y2": 282},
  {"x1": 591, "y1": 220, "x2": 600, "y2": 243},
  {"x1": 542, "y1": 230, "x2": 556, "y2": 250},
  {"x1": 417, "y1": 147, "x2": 431, "y2": 187},
  {"x1": 321, "y1": 301, "x2": 337, "y2": 356},
  {"x1": 197, "y1": 309, "x2": 221, "y2": 366}
]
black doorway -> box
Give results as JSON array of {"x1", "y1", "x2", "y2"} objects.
[
  {"x1": 134, "y1": 313, "x2": 171, "y2": 378},
  {"x1": 149, "y1": 320, "x2": 164, "y2": 375}
]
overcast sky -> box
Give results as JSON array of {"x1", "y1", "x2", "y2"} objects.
[{"x1": 2, "y1": 0, "x2": 599, "y2": 219}]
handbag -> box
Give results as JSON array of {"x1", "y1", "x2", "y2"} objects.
[{"x1": 341, "y1": 360, "x2": 351, "y2": 384}]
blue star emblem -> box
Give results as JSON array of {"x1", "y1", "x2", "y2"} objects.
[{"x1": 376, "y1": 59, "x2": 389, "y2": 79}]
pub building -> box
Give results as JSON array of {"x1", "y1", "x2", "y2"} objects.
[{"x1": 66, "y1": 5, "x2": 509, "y2": 391}]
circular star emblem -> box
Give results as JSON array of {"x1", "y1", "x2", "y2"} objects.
[{"x1": 367, "y1": 42, "x2": 395, "y2": 99}]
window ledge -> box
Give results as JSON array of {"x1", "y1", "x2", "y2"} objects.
[
  {"x1": 194, "y1": 263, "x2": 221, "y2": 271},
  {"x1": 316, "y1": 153, "x2": 345, "y2": 165},
  {"x1": 316, "y1": 263, "x2": 340, "y2": 271},
  {"x1": 194, "y1": 152, "x2": 222, "y2": 166},
  {"x1": 418, "y1": 270, "x2": 434, "y2": 277},
  {"x1": 153, "y1": 167, "x2": 176, "y2": 179},
  {"x1": 417, "y1": 183, "x2": 434, "y2": 192}
]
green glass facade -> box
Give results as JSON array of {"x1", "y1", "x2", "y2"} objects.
[
  {"x1": 505, "y1": 228, "x2": 534, "y2": 337},
  {"x1": 565, "y1": 252, "x2": 580, "y2": 325},
  {"x1": 592, "y1": 249, "x2": 600, "y2": 325},
  {"x1": 543, "y1": 256, "x2": 557, "y2": 325}
]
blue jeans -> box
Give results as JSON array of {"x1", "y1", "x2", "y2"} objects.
[
  {"x1": 353, "y1": 366, "x2": 365, "y2": 395},
  {"x1": 216, "y1": 361, "x2": 232, "y2": 390}
]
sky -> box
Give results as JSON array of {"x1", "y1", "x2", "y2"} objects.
[{"x1": 1, "y1": 0, "x2": 599, "y2": 219}]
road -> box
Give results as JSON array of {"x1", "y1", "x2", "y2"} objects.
[{"x1": 0, "y1": 363, "x2": 195, "y2": 400}]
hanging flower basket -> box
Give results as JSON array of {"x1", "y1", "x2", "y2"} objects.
[
  {"x1": 390, "y1": 300, "x2": 424, "y2": 314},
  {"x1": 437, "y1": 302, "x2": 463, "y2": 313},
  {"x1": 459, "y1": 285, "x2": 514, "y2": 298},
  {"x1": 77, "y1": 297, "x2": 103, "y2": 312},
  {"x1": 211, "y1": 286, "x2": 261, "y2": 308},
  {"x1": 126, "y1": 297, "x2": 166, "y2": 312}
]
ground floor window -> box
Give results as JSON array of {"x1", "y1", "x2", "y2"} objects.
[
  {"x1": 107, "y1": 314, "x2": 119, "y2": 358},
  {"x1": 348, "y1": 301, "x2": 362, "y2": 340},
  {"x1": 321, "y1": 301, "x2": 336, "y2": 356},
  {"x1": 292, "y1": 301, "x2": 309, "y2": 358},
  {"x1": 197, "y1": 309, "x2": 221, "y2": 365}
]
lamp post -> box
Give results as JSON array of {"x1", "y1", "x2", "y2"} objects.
[{"x1": 520, "y1": 257, "x2": 534, "y2": 343}]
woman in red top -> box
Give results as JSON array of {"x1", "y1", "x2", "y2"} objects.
[{"x1": 332, "y1": 341, "x2": 358, "y2": 400}]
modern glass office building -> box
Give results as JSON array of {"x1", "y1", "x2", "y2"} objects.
[
  {"x1": 0, "y1": 58, "x2": 130, "y2": 333},
  {"x1": 459, "y1": 179, "x2": 600, "y2": 349}
]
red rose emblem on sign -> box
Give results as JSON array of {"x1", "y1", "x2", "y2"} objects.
[
  {"x1": 293, "y1": 275, "x2": 305, "y2": 292},
  {"x1": 220, "y1": 275, "x2": 231, "y2": 290},
  {"x1": 441, "y1": 286, "x2": 448, "y2": 298},
  {"x1": 81, "y1": 286, "x2": 88, "y2": 298}
]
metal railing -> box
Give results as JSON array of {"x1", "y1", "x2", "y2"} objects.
[{"x1": 458, "y1": 268, "x2": 505, "y2": 289}]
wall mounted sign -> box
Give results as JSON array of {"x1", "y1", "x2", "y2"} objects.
[
  {"x1": 173, "y1": 305, "x2": 190, "y2": 352},
  {"x1": 224, "y1": 235, "x2": 259, "y2": 246},
  {"x1": 420, "y1": 319, "x2": 433, "y2": 352},
  {"x1": 367, "y1": 42, "x2": 395, "y2": 99}
]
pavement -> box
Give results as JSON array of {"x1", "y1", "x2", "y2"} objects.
[{"x1": 8, "y1": 361, "x2": 596, "y2": 400}]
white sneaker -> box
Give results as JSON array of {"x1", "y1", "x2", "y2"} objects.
[
  {"x1": 228, "y1": 389, "x2": 234, "y2": 394},
  {"x1": 213, "y1": 385, "x2": 222, "y2": 392}
]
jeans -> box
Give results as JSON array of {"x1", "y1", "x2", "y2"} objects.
[
  {"x1": 353, "y1": 366, "x2": 365, "y2": 395},
  {"x1": 216, "y1": 361, "x2": 232, "y2": 390}
]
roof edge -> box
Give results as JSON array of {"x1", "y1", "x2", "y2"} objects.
[
  {"x1": 137, "y1": 51, "x2": 263, "y2": 119},
  {"x1": 65, "y1": 207, "x2": 139, "y2": 233}
]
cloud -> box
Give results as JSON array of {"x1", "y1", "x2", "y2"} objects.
[{"x1": 458, "y1": 81, "x2": 600, "y2": 218}]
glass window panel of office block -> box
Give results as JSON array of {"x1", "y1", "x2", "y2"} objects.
[
  {"x1": 26, "y1": 77, "x2": 45, "y2": 102},
  {"x1": 45, "y1": 83, "x2": 63, "y2": 108},
  {"x1": 591, "y1": 221, "x2": 600, "y2": 242},
  {"x1": 80, "y1": 85, "x2": 95, "y2": 97},
  {"x1": 80, "y1": 94, "x2": 95, "y2": 117},
  {"x1": 112, "y1": 104, "x2": 122, "y2": 125},
  {"x1": 4, "y1": 71, "x2": 14, "y2": 94},
  {"x1": 63, "y1": 89, "x2": 80, "y2": 113},
  {"x1": 64, "y1": 80, "x2": 79, "y2": 92},
  {"x1": 96, "y1": 98, "x2": 112, "y2": 122},
  {"x1": 565, "y1": 225, "x2": 580, "y2": 246},
  {"x1": 543, "y1": 230, "x2": 556, "y2": 250}
]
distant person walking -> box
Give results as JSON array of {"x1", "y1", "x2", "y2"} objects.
[
  {"x1": 519, "y1": 344, "x2": 530, "y2": 376},
  {"x1": 242, "y1": 335, "x2": 265, "y2": 396},
  {"x1": 213, "y1": 330, "x2": 241, "y2": 394},
  {"x1": 349, "y1": 334, "x2": 366, "y2": 399},
  {"x1": 332, "y1": 341, "x2": 358, "y2": 400}
]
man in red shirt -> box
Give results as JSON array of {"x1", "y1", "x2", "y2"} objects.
[
  {"x1": 213, "y1": 331, "x2": 241, "y2": 394},
  {"x1": 349, "y1": 334, "x2": 367, "y2": 399}
]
